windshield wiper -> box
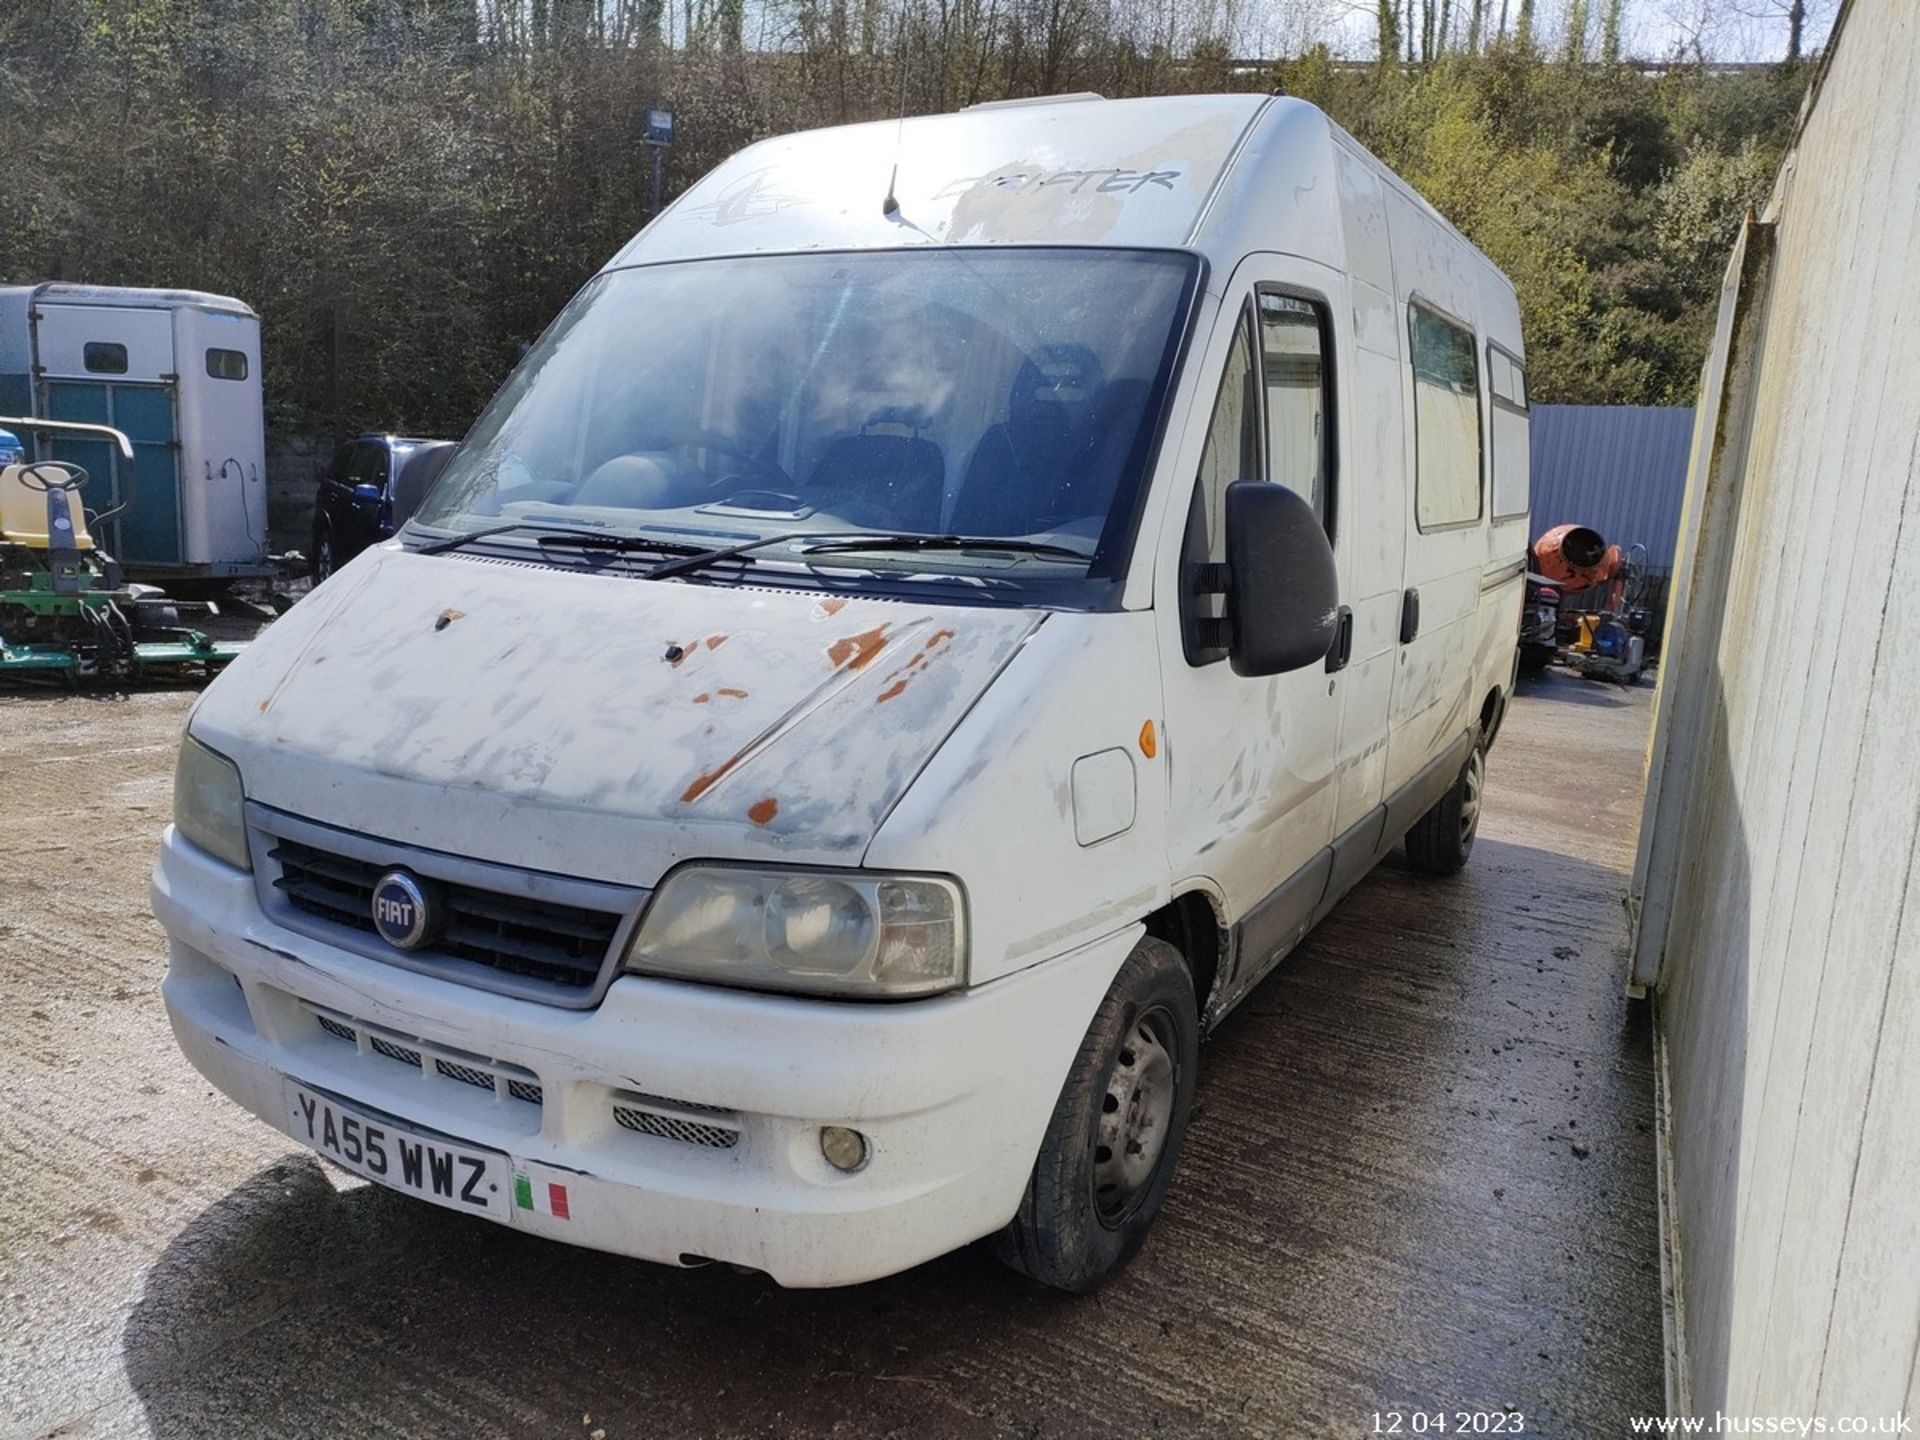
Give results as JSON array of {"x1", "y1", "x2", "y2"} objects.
[
  {"x1": 414, "y1": 522, "x2": 709, "y2": 557},
  {"x1": 801, "y1": 534, "x2": 1092, "y2": 562},
  {"x1": 646, "y1": 530, "x2": 1091, "y2": 581}
]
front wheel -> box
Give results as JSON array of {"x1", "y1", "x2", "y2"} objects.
[
  {"x1": 1405, "y1": 732, "x2": 1485, "y2": 876},
  {"x1": 311, "y1": 518, "x2": 335, "y2": 584},
  {"x1": 991, "y1": 935, "x2": 1198, "y2": 1292}
]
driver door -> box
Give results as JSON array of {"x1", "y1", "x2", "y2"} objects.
[{"x1": 1157, "y1": 257, "x2": 1354, "y2": 1003}]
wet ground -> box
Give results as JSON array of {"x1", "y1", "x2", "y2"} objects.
[{"x1": 0, "y1": 668, "x2": 1663, "y2": 1439}]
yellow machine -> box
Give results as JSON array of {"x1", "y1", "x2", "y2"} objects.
[
  {"x1": 0, "y1": 462, "x2": 95, "y2": 548},
  {"x1": 0, "y1": 416, "x2": 241, "y2": 680}
]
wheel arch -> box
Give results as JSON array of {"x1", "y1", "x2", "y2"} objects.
[
  {"x1": 1143, "y1": 886, "x2": 1228, "y2": 1029},
  {"x1": 1479, "y1": 684, "x2": 1507, "y2": 748}
]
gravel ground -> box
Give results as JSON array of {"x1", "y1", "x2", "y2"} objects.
[{"x1": 0, "y1": 666, "x2": 1664, "y2": 1439}]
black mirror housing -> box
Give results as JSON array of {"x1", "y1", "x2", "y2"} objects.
[{"x1": 1223, "y1": 480, "x2": 1340, "y2": 677}]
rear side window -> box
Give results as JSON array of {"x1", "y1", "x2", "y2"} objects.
[
  {"x1": 1409, "y1": 303, "x2": 1482, "y2": 530},
  {"x1": 206, "y1": 348, "x2": 248, "y2": 381},
  {"x1": 83, "y1": 342, "x2": 128, "y2": 375},
  {"x1": 1488, "y1": 344, "x2": 1530, "y2": 520},
  {"x1": 1258, "y1": 290, "x2": 1334, "y2": 536}
]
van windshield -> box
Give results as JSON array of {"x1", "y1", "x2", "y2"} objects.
[{"x1": 410, "y1": 248, "x2": 1199, "y2": 597}]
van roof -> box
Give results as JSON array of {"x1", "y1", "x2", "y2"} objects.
[
  {"x1": 614, "y1": 93, "x2": 1270, "y2": 268},
  {"x1": 607, "y1": 93, "x2": 1508, "y2": 301}
]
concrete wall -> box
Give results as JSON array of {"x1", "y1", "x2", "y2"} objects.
[
  {"x1": 1633, "y1": 0, "x2": 1920, "y2": 1422},
  {"x1": 266, "y1": 433, "x2": 332, "y2": 555}
]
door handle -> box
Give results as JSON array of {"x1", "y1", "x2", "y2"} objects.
[
  {"x1": 1325, "y1": 605, "x2": 1353, "y2": 674},
  {"x1": 1400, "y1": 588, "x2": 1421, "y2": 644}
]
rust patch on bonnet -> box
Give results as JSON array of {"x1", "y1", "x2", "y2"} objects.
[
  {"x1": 706, "y1": 634, "x2": 728, "y2": 650},
  {"x1": 827, "y1": 624, "x2": 890, "y2": 672},
  {"x1": 693, "y1": 693, "x2": 711, "y2": 704},
  {"x1": 717, "y1": 687, "x2": 749, "y2": 699},
  {"x1": 681, "y1": 761, "x2": 740, "y2": 804},
  {"x1": 435, "y1": 608, "x2": 465, "y2": 631},
  {"x1": 928, "y1": 628, "x2": 955, "y2": 648},
  {"x1": 815, "y1": 596, "x2": 848, "y2": 618},
  {"x1": 747, "y1": 797, "x2": 779, "y2": 825},
  {"x1": 877, "y1": 679, "x2": 909, "y2": 703}
]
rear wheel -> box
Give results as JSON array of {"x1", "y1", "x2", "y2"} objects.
[
  {"x1": 1405, "y1": 732, "x2": 1485, "y2": 876},
  {"x1": 992, "y1": 936, "x2": 1198, "y2": 1292}
]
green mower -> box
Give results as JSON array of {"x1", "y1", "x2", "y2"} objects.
[{"x1": 0, "y1": 415, "x2": 244, "y2": 682}]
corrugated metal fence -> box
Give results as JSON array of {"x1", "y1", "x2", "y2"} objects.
[{"x1": 1530, "y1": 404, "x2": 1695, "y2": 574}]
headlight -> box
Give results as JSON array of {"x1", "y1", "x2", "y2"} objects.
[
  {"x1": 173, "y1": 736, "x2": 250, "y2": 871},
  {"x1": 626, "y1": 866, "x2": 966, "y2": 998}
]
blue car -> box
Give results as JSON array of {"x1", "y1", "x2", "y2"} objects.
[{"x1": 311, "y1": 434, "x2": 454, "y2": 583}]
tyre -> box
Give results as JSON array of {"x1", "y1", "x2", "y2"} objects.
[
  {"x1": 312, "y1": 519, "x2": 335, "y2": 584},
  {"x1": 992, "y1": 935, "x2": 1199, "y2": 1292},
  {"x1": 1405, "y1": 730, "x2": 1485, "y2": 876}
]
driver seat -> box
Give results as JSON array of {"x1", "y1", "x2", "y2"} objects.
[
  {"x1": 805, "y1": 420, "x2": 945, "y2": 531},
  {"x1": 951, "y1": 345, "x2": 1105, "y2": 537},
  {"x1": 0, "y1": 463, "x2": 94, "y2": 549}
]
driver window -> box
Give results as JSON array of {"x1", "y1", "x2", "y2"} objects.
[
  {"x1": 1192, "y1": 306, "x2": 1260, "y2": 568},
  {"x1": 1183, "y1": 305, "x2": 1260, "y2": 663},
  {"x1": 1258, "y1": 291, "x2": 1333, "y2": 535}
]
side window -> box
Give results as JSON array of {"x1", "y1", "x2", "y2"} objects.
[
  {"x1": 1192, "y1": 307, "x2": 1260, "y2": 567},
  {"x1": 83, "y1": 342, "x2": 129, "y2": 375},
  {"x1": 206, "y1": 348, "x2": 248, "y2": 381},
  {"x1": 1409, "y1": 303, "x2": 1482, "y2": 530},
  {"x1": 350, "y1": 444, "x2": 387, "y2": 491},
  {"x1": 1258, "y1": 291, "x2": 1334, "y2": 536},
  {"x1": 1489, "y1": 344, "x2": 1530, "y2": 520},
  {"x1": 1183, "y1": 307, "x2": 1260, "y2": 662}
]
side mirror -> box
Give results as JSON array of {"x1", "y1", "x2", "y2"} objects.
[
  {"x1": 389, "y1": 441, "x2": 460, "y2": 529},
  {"x1": 350, "y1": 482, "x2": 383, "y2": 506},
  {"x1": 1223, "y1": 480, "x2": 1339, "y2": 677}
]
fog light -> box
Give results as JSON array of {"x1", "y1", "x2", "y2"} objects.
[{"x1": 819, "y1": 1126, "x2": 869, "y2": 1173}]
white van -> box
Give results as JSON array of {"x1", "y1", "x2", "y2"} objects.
[{"x1": 154, "y1": 93, "x2": 1529, "y2": 1291}]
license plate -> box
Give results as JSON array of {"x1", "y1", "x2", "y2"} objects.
[{"x1": 284, "y1": 1081, "x2": 512, "y2": 1221}]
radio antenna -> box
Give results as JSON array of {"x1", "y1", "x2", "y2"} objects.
[{"x1": 882, "y1": 25, "x2": 909, "y2": 219}]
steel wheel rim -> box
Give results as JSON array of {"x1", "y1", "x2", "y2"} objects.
[
  {"x1": 1092, "y1": 1004, "x2": 1179, "y2": 1228},
  {"x1": 1460, "y1": 748, "x2": 1485, "y2": 847}
]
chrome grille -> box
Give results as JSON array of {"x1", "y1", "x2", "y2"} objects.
[{"x1": 268, "y1": 836, "x2": 620, "y2": 993}]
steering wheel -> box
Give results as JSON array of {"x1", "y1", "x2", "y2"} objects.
[
  {"x1": 15, "y1": 461, "x2": 87, "y2": 493},
  {"x1": 639, "y1": 428, "x2": 799, "y2": 494}
]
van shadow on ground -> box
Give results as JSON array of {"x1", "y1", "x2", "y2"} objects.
[
  {"x1": 121, "y1": 837, "x2": 1664, "y2": 1439},
  {"x1": 1514, "y1": 667, "x2": 1648, "y2": 708}
]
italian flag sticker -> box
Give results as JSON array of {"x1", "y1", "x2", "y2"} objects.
[{"x1": 514, "y1": 1172, "x2": 570, "y2": 1221}]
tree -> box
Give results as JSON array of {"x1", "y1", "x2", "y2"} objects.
[{"x1": 1378, "y1": 0, "x2": 1401, "y2": 66}]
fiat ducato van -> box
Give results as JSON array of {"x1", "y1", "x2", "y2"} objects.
[{"x1": 153, "y1": 92, "x2": 1530, "y2": 1291}]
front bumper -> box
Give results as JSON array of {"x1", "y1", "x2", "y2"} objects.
[{"x1": 152, "y1": 828, "x2": 1137, "y2": 1286}]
